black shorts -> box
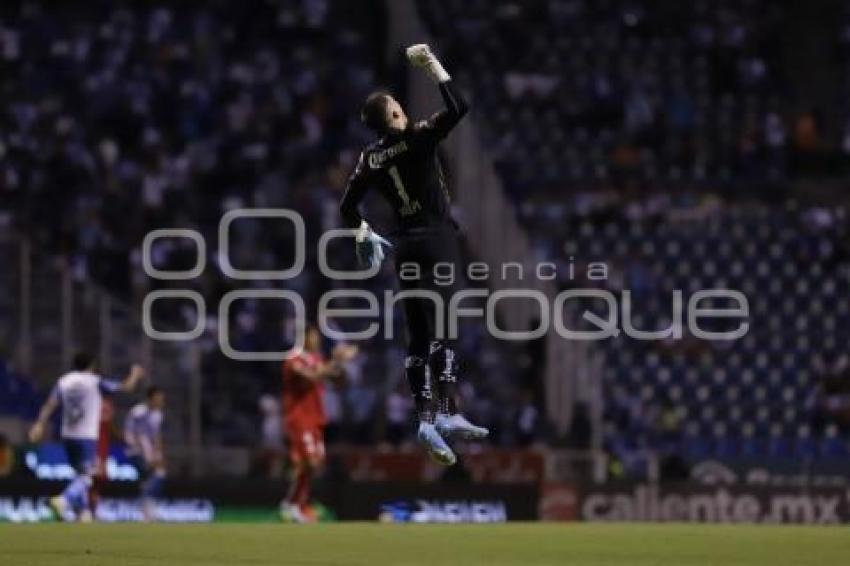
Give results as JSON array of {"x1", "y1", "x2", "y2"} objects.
[{"x1": 392, "y1": 224, "x2": 462, "y2": 349}]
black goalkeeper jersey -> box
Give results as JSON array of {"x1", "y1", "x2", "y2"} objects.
[{"x1": 340, "y1": 81, "x2": 468, "y2": 233}]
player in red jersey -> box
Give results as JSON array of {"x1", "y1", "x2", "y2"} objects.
[{"x1": 280, "y1": 325, "x2": 357, "y2": 523}]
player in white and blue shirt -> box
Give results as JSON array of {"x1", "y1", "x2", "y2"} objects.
[
  {"x1": 124, "y1": 386, "x2": 166, "y2": 521},
  {"x1": 29, "y1": 352, "x2": 144, "y2": 521}
]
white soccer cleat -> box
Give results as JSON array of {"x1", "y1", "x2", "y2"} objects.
[
  {"x1": 280, "y1": 502, "x2": 307, "y2": 524},
  {"x1": 435, "y1": 413, "x2": 489, "y2": 440},
  {"x1": 417, "y1": 422, "x2": 457, "y2": 466},
  {"x1": 49, "y1": 496, "x2": 71, "y2": 522}
]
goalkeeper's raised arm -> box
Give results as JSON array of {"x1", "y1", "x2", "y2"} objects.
[{"x1": 406, "y1": 44, "x2": 468, "y2": 139}]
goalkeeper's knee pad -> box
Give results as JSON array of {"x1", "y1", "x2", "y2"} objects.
[{"x1": 428, "y1": 341, "x2": 458, "y2": 383}]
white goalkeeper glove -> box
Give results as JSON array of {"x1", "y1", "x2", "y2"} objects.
[
  {"x1": 406, "y1": 43, "x2": 450, "y2": 83},
  {"x1": 355, "y1": 220, "x2": 392, "y2": 269}
]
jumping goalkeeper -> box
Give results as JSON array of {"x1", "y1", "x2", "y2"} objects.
[{"x1": 340, "y1": 44, "x2": 488, "y2": 465}]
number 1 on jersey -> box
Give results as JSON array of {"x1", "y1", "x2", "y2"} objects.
[{"x1": 388, "y1": 165, "x2": 422, "y2": 217}]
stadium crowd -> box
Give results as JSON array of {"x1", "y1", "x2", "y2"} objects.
[
  {"x1": 0, "y1": 0, "x2": 538, "y2": 450},
  {"x1": 1, "y1": 0, "x2": 849, "y2": 475},
  {"x1": 420, "y1": 0, "x2": 850, "y2": 198}
]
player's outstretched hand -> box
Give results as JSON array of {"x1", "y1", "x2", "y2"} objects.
[
  {"x1": 28, "y1": 422, "x2": 44, "y2": 443},
  {"x1": 405, "y1": 43, "x2": 450, "y2": 83},
  {"x1": 332, "y1": 343, "x2": 359, "y2": 363},
  {"x1": 406, "y1": 44, "x2": 434, "y2": 67},
  {"x1": 130, "y1": 364, "x2": 145, "y2": 382},
  {"x1": 122, "y1": 363, "x2": 146, "y2": 392},
  {"x1": 355, "y1": 220, "x2": 392, "y2": 269}
]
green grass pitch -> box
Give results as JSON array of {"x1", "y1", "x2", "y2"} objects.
[{"x1": 1, "y1": 523, "x2": 849, "y2": 565}]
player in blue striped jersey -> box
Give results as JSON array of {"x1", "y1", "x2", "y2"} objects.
[
  {"x1": 124, "y1": 386, "x2": 166, "y2": 522},
  {"x1": 29, "y1": 352, "x2": 145, "y2": 521}
]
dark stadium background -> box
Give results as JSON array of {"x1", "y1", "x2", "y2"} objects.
[{"x1": 1, "y1": 0, "x2": 850, "y2": 525}]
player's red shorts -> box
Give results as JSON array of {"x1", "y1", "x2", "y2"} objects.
[{"x1": 286, "y1": 425, "x2": 325, "y2": 466}]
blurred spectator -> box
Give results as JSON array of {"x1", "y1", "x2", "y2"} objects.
[
  {"x1": 515, "y1": 389, "x2": 541, "y2": 447},
  {"x1": 385, "y1": 386, "x2": 413, "y2": 445},
  {"x1": 252, "y1": 394, "x2": 283, "y2": 478}
]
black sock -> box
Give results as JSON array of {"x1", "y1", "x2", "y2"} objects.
[
  {"x1": 405, "y1": 355, "x2": 433, "y2": 423},
  {"x1": 429, "y1": 341, "x2": 458, "y2": 415}
]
